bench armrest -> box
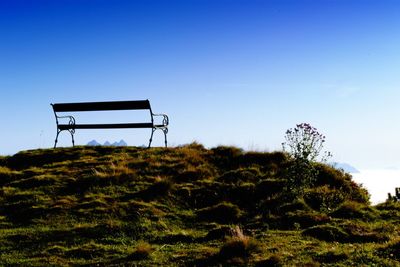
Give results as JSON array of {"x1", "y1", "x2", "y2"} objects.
[
  {"x1": 55, "y1": 115, "x2": 76, "y2": 127},
  {"x1": 152, "y1": 113, "x2": 169, "y2": 126}
]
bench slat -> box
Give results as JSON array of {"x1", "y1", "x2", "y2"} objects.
[
  {"x1": 52, "y1": 100, "x2": 151, "y2": 112},
  {"x1": 58, "y1": 123, "x2": 154, "y2": 130}
]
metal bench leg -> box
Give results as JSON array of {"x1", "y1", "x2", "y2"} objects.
[
  {"x1": 54, "y1": 129, "x2": 61, "y2": 148},
  {"x1": 148, "y1": 128, "x2": 156, "y2": 148},
  {"x1": 69, "y1": 129, "x2": 75, "y2": 147},
  {"x1": 163, "y1": 128, "x2": 168, "y2": 147}
]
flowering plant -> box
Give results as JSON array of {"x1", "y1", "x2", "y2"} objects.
[
  {"x1": 282, "y1": 123, "x2": 332, "y2": 196},
  {"x1": 282, "y1": 123, "x2": 331, "y2": 162}
]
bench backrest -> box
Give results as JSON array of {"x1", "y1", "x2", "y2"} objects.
[{"x1": 52, "y1": 100, "x2": 151, "y2": 112}]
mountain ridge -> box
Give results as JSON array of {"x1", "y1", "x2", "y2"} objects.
[{"x1": 87, "y1": 139, "x2": 128, "y2": 147}]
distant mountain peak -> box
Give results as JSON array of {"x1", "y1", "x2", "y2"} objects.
[
  {"x1": 116, "y1": 140, "x2": 127, "y2": 146},
  {"x1": 87, "y1": 140, "x2": 101, "y2": 146},
  {"x1": 87, "y1": 140, "x2": 128, "y2": 147},
  {"x1": 330, "y1": 162, "x2": 359, "y2": 173}
]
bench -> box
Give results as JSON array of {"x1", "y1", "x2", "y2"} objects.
[{"x1": 51, "y1": 100, "x2": 169, "y2": 148}]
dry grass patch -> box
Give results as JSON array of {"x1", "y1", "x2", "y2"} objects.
[
  {"x1": 127, "y1": 241, "x2": 154, "y2": 260},
  {"x1": 218, "y1": 226, "x2": 261, "y2": 262}
]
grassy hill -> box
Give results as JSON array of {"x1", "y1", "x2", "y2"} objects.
[{"x1": 1, "y1": 144, "x2": 400, "y2": 266}]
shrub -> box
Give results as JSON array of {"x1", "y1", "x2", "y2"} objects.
[{"x1": 196, "y1": 202, "x2": 243, "y2": 223}]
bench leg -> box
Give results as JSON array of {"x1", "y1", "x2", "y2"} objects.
[
  {"x1": 163, "y1": 128, "x2": 168, "y2": 147},
  {"x1": 148, "y1": 128, "x2": 155, "y2": 148},
  {"x1": 54, "y1": 129, "x2": 61, "y2": 148},
  {"x1": 69, "y1": 130, "x2": 75, "y2": 147}
]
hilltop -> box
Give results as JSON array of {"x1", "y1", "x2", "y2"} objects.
[{"x1": 1, "y1": 144, "x2": 400, "y2": 266}]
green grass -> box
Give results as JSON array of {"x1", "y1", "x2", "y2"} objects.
[{"x1": 0, "y1": 144, "x2": 399, "y2": 266}]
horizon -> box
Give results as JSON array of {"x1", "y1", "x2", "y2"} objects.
[{"x1": 2, "y1": 0, "x2": 400, "y2": 169}]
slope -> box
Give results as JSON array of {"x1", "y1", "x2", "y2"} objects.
[{"x1": 0, "y1": 144, "x2": 399, "y2": 266}]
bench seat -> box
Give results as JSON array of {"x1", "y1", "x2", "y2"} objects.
[{"x1": 58, "y1": 123, "x2": 154, "y2": 130}]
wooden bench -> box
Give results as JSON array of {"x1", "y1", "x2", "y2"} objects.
[{"x1": 51, "y1": 100, "x2": 168, "y2": 148}]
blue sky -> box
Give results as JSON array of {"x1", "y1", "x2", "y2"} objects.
[{"x1": 1, "y1": 0, "x2": 400, "y2": 169}]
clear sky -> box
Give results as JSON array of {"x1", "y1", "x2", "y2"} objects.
[{"x1": 1, "y1": 0, "x2": 400, "y2": 169}]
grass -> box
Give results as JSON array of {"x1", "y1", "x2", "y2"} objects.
[
  {"x1": 128, "y1": 241, "x2": 154, "y2": 260},
  {"x1": 196, "y1": 201, "x2": 243, "y2": 223},
  {"x1": 0, "y1": 144, "x2": 399, "y2": 266},
  {"x1": 218, "y1": 226, "x2": 261, "y2": 261}
]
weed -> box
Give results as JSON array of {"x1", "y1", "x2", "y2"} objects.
[{"x1": 282, "y1": 123, "x2": 332, "y2": 197}]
